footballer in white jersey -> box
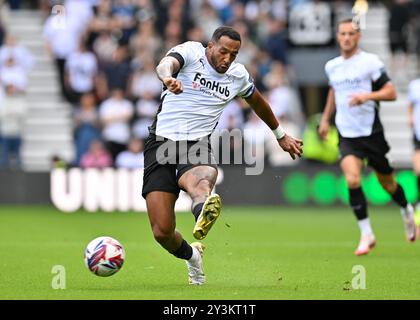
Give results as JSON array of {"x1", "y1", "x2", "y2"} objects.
[
  {"x1": 152, "y1": 41, "x2": 255, "y2": 141},
  {"x1": 319, "y1": 19, "x2": 418, "y2": 256},
  {"x1": 141, "y1": 26, "x2": 303, "y2": 285}
]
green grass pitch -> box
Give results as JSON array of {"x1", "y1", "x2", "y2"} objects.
[{"x1": 1, "y1": 205, "x2": 420, "y2": 300}]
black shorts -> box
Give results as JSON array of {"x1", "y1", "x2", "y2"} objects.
[
  {"x1": 338, "y1": 132, "x2": 394, "y2": 174},
  {"x1": 414, "y1": 134, "x2": 420, "y2": 150},
  {"x1": 142, "y1": 134, "x2": 218, "y2": 199}
]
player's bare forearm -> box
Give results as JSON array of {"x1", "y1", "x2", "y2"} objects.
[
  {"x1": 156, "y1": 56, "x2": 180, "y2": 81},
  {"x1": 245, "y1": 88, "x2": 279, "y2": 130},
  {"x1": 320, "y1": 88, "x2": 336, "y2": 123},
  {"x1": 318, "y1": 88, "x2": 335, "y2": 139},
  {"x1": 156, "y1": 56, "x2": 183, "y2": 94}
]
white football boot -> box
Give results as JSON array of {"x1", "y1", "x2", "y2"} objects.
[
  {"x1": 401, "y1": 204, "x2": 419, "y2": 242},
  {"x1": 186, "y1": 242, "x2": 206, "y2": 285},
  {"x1": 354, "y1": 234, "x2": 376, "y2": 256}
]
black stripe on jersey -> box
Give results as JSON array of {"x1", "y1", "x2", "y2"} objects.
[
  {"x1": 242, "y1": 85, "x2": 256, "y2": 99},
  {"x1": 161, "y1": 53, "x2": 184, "y2": 92},
  {"x1": 167, "y1": 52, "x2": 185, "y2": 70},
  {"x1": 371, "y1": 105, "x2": 384, "y2": 135},
  {"x1": 370, "y1": 70, "x2": 390, "y2": 135},
  {"x1": 372, "y1": 71, "x2": 391, "y2": 91}
]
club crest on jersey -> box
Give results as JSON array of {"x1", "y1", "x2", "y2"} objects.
[{"x1": 192, "y1": 72, "x2": 230, "y2": 97}]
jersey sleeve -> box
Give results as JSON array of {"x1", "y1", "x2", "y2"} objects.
[
  {"x1": 237, "y1": 68, "x2": 256, "y2": 99},
  {"x1": 166, "y1": 42, "x2": 196, "y2": 69},
  {"x1": 324, "y1": 63, "x2": 332, "y2": 87},
  {"x1": 370, "y1": 55, "x2": 391, "y2": 90},
  {"x1": 408, "y1": 81, "x2": 416, "y2": 104}
]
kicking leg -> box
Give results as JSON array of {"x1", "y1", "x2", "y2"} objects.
[
  {"x1": 179, "y1": 165, "x2": 218, "y2": 212},
  {"x1": 178, "y1": 165, "x2": 221, "y2": 240},
  {"x1": 341, "y1": 155, "x2": 376, "y2": 255},
  {"x1": 376, "y1": 172, "x2": 418, "y2": 242}
]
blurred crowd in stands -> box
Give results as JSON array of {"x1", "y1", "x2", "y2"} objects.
[{"x1": 0, "y1": 0, "x2": 420, "y2": 170}]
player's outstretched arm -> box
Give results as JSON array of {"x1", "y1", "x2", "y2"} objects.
[
  {"x1": 245, "y1": 88, "x2": 303, "y2": 160},
  {"x1": 319, "y1": 88, "x2": 336, "y2": 140},
  {"x1": 156, "y1": 56, "x2": 183, "y2": 94}
]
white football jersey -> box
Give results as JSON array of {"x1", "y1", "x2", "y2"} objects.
[
  {"x1": 65, "y1": 51, "x2": 98, "y2": 93},
  {"x1": 152, "y1": 41, "x2": 255, "y2": 141},
  {"x1": 325, "y1": 50, "x2": 390, "y2": 138},
  {"x1": 408, "y1": 79, "x2": 420, "y2": 140}
]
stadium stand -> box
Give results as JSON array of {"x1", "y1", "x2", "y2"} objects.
[
  {"x1": 359, "y1": 4, "x2": 418, "y2": 167},
  {"x1": 2, "y1": 7, "x2": 74, "y2": 171}
]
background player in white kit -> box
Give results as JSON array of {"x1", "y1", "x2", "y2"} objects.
[
  {"x1": 319, "y1": 19, "x2": 418, "y2": 256},
  {"x1": 142, "y1": 26, "x2": 303, "y2": 284},
  {"x1": 408, "y1": 77, "x2": 420, "y2": 224}
]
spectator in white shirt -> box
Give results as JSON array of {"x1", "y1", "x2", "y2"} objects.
[
  {"x1": 264, "y1": 62, "x2": 303, "y2": 166},
  {"x1": 43, "y1": 11, "x2": 86, "y2": 100},
  {"x1": 115, "y1": 137, "x2": 144, "y2": 169},
  {"x1": 0, "y1": 85, "x2": 26, "y2": 169},
  {"x1": 0, "y1": 35, "x2": 34, "y2": 71},
  {"x1": 130, "y1": 59, "x2": 161, "y2": 100},
  {"x1": 92, "y1": 31, "x2": 118, "y2": 66},
  {"x1": 65, "y1": 40, "x2": 99, "y2": 105},
  {"x1": 0, "y1": 57, "x2": 28, "y2": 92},
  {"x1": 99, "y1": 88, "x2": 134, "y2": 160}
]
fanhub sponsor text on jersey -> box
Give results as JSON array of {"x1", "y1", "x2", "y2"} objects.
[{"x1": 193, "y1": 73, "x2": 230, "y2": 97}]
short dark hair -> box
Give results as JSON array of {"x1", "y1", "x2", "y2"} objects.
[
  {"x1": 211, "y1": 26, "x2": 241, "y2": 43},
  {"x1": 337, "y1": 17, "x2": 360, "y2": 32}
]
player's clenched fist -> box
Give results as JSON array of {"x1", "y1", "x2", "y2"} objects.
[
  {"x1": 318, "y1": 119, "x2": 330, "y2": 140},
  {"x1": 163, "y1": 77, "x2": 183, "y2": 94},
  {"x1": 277, "y1": 134, "x2": 304, "y2": 160},
  {"x1": 349, "y1": 93, "x2": 369, "y2": 106}
]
